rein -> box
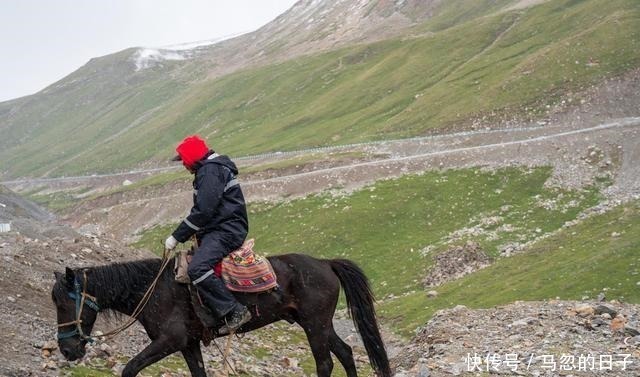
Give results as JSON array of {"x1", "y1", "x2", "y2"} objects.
[{"x1": 57, "y1": 249, "x2": 173, "y2": 342}]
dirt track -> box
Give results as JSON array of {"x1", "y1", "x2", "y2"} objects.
[
  {"x1": 244, "y1": 118, "x2": 640, "y2": 196},
  {"x1": 53, "y1": 116, "x2": 639, "y2": 241}
]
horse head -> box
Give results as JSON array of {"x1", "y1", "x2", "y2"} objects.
[{"x1": 52, "y1": 267, "x2": 99, "y2": 361}]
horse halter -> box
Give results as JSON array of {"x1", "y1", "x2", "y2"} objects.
[{"x1": 57, "y1": 270, "x2": 100, "y2": 342}]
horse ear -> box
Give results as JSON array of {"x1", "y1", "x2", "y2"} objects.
[
  {"x1": 54, "y1": 271, "x2": 63, "y2": 281},
  {"x1": 65, "y1": 267, "x2": 75, "y2": 285}
]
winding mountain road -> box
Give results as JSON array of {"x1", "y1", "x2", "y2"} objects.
[{"x1": 40, "y1": 116, "x2": 640, "y2": 240}]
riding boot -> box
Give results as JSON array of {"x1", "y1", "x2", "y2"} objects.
[{"x1": 218, "y1": 305, "x2": 252, "y2": 335}]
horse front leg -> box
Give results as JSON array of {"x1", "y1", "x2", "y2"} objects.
[
  {"x1": 121, "y1": 336, "x2": 179, "y2": 377},
  {"x1": 182, "y1": 341, "x2": 207, "y2": 377}
]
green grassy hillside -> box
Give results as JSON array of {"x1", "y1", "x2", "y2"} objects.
[
  {"x1": 380, "y1": 198, "x2": 640, "y2": 336},
  {"x1": 173, "y1": 0, "x2": 638, "y2": 156},
  {"x1": 1, "y1": 0, "x2": 638, "y2": 178},
  {"x1": 136, "y1": 166, "x2": 604, "y2": 298}
]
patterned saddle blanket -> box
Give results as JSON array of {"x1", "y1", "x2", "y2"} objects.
[
  {"x1": 215, "y1": 239, "x2": 277, "y2": 293},
  {"x1": 175, "y1": 239, "x2": 278, "y2": 293}
]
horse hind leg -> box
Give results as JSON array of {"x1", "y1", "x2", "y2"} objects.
[
  {"x1": 301, "y1": 322, "x2": 334, "y2": 377},
  {"x1": 329, "y1": 329, "x2": 358, "y2": 377}
]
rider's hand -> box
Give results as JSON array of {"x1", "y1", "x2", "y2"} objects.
[{"x1": 165, "y1": 235, "x2": 178, "y2": 251}]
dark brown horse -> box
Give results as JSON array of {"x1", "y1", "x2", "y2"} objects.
[{"x1": 52, "y1": 254, "x2": 392, "y2": 376}]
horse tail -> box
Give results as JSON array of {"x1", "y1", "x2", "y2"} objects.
[{"x1": 328, "y1": 259, "x2": 392, "y2": 377}]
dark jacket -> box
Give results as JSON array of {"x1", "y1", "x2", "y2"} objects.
[{"x1": 172, "y1": 153, "x2": 248, "y2": 249}]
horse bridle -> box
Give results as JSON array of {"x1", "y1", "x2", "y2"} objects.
[
  {"x1": 57, "y1": 270, "x2": 100, "y2": 342},
  {"x1": 56, "y1": 249, "x2": 173, "y2": 343}
]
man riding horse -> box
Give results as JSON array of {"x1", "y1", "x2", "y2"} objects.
[
  {"x1": 53, "y1": 139, "x2": 392, "y2": 375},
  {"x1": 165, "y1": 135, "x2": 251, "y2": 335}
]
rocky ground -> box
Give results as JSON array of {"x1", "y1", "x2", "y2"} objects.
[
  {"x1": 423, "y1": 242, "x2": 490, "y2": 288},
  {"x1": 394, "y1": 300, "x2": 640, "y2": 376},
  {"x1": 40, "y1": 312, "x2": 403, "y2": 377},
  {"x1": 0, "y1": 229, "x2": 157, "y2": 377}
]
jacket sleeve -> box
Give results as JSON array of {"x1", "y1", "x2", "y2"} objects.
[{"x1": 172, "y1": 165, "x2": 226, "y2": 242}]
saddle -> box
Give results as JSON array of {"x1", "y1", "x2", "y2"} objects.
[{"x1": 174, "y1": 239, "x2": 279, "y2": 340}]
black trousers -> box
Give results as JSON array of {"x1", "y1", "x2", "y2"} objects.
[{"x1": 187, "y1": 232, "x2": 244, "y2": 318}]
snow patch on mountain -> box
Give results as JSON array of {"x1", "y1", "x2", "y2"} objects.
[
  {"x1": 133, "y1": 48, "x2": 188, "y2": 70},
  {"x1": 132, "y1": 33, "x2": 246, "y2": 71}
]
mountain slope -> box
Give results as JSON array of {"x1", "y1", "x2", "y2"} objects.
[
  {"x1": 1, "y1": 0, "x2": 638, "y2": 178},
  {"x1": 0, "y1": 48, "x2": 194, "y2": 176},
  {"x1": 0, "y1": 0, "x2": 448, "y2": 179},
  {"x1": 0, "y1": 184, "x2": 77, "y2": 239}
]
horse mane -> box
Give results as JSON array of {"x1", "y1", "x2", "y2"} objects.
[{"x1": 85, "y1": 258, "x2": 166, "y2": 315}]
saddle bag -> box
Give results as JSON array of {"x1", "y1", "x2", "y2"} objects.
[{"x1": 174, "y1": 239, "x2": 278, "y2": 293}]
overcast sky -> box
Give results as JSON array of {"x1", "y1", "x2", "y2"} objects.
[{"x1": 0, "y1": 0, "x2": 297, "y2": 102}]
